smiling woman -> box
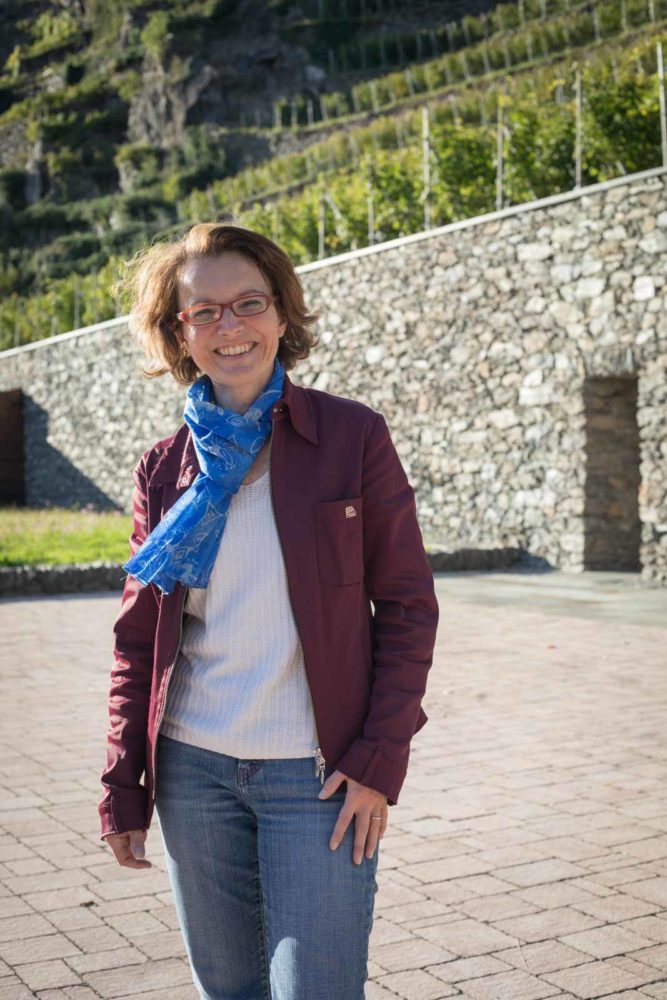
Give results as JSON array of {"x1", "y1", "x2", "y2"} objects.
[
  {"x1": 119, "y1": 222, "x2": 318, "y2": 388},
  {"x1": 174, "y1": 254, "x2": 287, "y2": 415},
  {"x1": 98, "y1": 222, "x2": 439, "y2": 1000}
]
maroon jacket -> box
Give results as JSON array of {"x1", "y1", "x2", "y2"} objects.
[{"x1": 98, "y1": 371, "x2": 439, "y2": 840}]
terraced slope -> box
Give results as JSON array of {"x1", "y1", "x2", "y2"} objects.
[{"x1": 1, "y1": 0, "x2": 666, "y2": 349}]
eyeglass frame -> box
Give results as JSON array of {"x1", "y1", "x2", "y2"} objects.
[{"x1": 176, "y1": 293, "x2": 279, "y2": 326}]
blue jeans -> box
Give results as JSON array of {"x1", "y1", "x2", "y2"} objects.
[{"x1": 154, "y1": 733, "x2": 379, "y2": 1000}]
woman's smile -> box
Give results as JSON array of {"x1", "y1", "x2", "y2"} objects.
[{"x1": 213, "y1": 341, "x2": 257, "y2": 358}]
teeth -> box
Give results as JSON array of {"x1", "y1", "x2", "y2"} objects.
[{"x1": 216, "y1": 342, "x2": 254, "y2": 357}]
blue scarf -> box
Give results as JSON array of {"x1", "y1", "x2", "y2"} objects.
[{"x1": 123, "y1": 356, "x2": 286, "y2": 595}]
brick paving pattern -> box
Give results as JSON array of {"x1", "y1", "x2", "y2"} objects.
[{"x1": 1, "y1": 570, "x2": 666, "y2": 999}]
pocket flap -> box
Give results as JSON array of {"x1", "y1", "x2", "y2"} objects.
[{"x1": 316, "y1": 496, "x2": 363, "y2": 525}]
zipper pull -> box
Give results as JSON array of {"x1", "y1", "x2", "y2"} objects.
[{"x1": 313, "y1": 746, "x2": 326, "y2": 786}]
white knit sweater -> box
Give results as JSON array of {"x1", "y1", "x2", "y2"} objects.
[{"x1": 158, "y1": 467, "x2": 319, "y2": 758}]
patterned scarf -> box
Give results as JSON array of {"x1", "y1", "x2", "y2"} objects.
[{"x1": 123, "y1": 356, "x2": 285, "y2": 595}]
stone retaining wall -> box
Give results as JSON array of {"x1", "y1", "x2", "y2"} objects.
[
  {"x1": 0, "y1": 562, "x2": 126, "y2": 598},
  {"x1": 0, "y1": 548, "x2": 526, "y2": 597},
  {"x1": 1, "y1": 167, "x2": 666, "y2": 584}
]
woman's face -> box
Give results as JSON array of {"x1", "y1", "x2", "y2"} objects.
[{"x1": 175, "y1": 251, "x2": 286, "y2": 406}]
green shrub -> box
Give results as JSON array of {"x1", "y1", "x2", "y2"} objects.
[
  {"x1": 115, "y1": 142, "x2": 161, "y2": 189},
  {"x1": 141, "y1": 11, "x2": 172, "y2": 62},
  {"x1": 44, "y1": 231, "x2": 101, "y2": 264},
  {"x1": 16, "y1": 201, "x2": 79, "y2": 234},
  {"x1": 101, "y1": 222, "x2": 156, "y2": 256},
  {"x1": 4, "y1": 45, "x2": 22, "y2": 80},
  {"x1": 116, "y1": 69, "x2": 142, "y2": 103},
  {"x1": 28, "y1": 10, "x2": 79, "y2": 56}
]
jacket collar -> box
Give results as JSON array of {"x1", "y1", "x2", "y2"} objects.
[{"x1": 148, "y1": 370, "x2": 317, "y2": 488}]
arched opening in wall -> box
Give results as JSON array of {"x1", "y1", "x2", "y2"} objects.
[
  {"x1": 583, "y1": 375, "x2": 640, "y2": 572},
  {"x1": 0, "y1": 388, "x2": 24, "y2": 506}
]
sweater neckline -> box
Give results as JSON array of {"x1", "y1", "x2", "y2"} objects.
[{"x1": 238, "y1": 467, "x2": 269, "y2": 489}]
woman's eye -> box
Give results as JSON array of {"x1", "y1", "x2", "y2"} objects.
[
  {"x1": 190, "y1": 306, "x2": 217, "y2": 322},
  {"x1": 236, "y1": 298, "x2": 263, "y2": 312}
]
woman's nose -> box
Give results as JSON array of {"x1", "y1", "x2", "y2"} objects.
[{"x1": 217, "y1": 307, "x2": 242, "y2": 331}]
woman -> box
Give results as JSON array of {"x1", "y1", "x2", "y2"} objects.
[{"x1": 99, "y1": 222, "x2": 439, "y2": 1000}]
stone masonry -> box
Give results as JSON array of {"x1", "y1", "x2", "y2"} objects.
[{"x1": 0, "y1": 166, "x2": 666, "y2": 584}]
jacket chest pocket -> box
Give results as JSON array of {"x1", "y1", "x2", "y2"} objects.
[{"x1": 314, "y1": 496, "x2": 364, "y2": 586}]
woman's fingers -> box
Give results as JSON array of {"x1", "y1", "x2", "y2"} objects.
[
  {"x1": 104, "y1": 830, "x2": 152, "y2": 869},
  {"x1": 365, "y1": 813, "x2": 386, "y2": 858},
  {"x1": 325, "y1": 775, "x2": 388, "y2": 864},
  {"x1": 363, "y1": 814, "x2": 385, "y2": 861},
  {"x1": 353, "y1": 812, "x2": 387, "y2": 864},
  {"x1": 128, "y1": 831, "x2": 148, "y2": 861},
  {"x1": 353, "y1": 815, "x2": 370, "y2": 865},
  {"x1": 120, "y1": 838, "x2": 152, "y2": 868},
  {"x1": 328, "y1": 806, "x2": 353, "y2": 852}
]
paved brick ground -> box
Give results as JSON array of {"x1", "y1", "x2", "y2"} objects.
[{"x1": 1, "y1": 569, "x2": 666, "y2": 999}]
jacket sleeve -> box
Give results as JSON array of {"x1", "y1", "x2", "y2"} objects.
[
  {"x1": 333, "y1": 412, "x2": 439, "y2": 806},
  {"x1": 98, "y1": 453, "x2": 159, "y2": 840}
]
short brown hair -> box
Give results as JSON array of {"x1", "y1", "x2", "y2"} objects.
[{"x1": 119, "y1": 223, "x2": 320, "y2": 384}]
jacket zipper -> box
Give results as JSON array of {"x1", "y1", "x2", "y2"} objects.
[
  {"x1": 268, "y1": 416, "x2": 326, "y2": 786},
  {"x1": 151, "y1": 582, "x2": 186, "y2": 801}
]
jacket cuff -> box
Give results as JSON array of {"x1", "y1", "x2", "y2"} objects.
[
  {"x1": 333, "y1": 738, "x2": 408, "y2": 806},
  {"x1": 98, "y1": 787, "x2": 148, "y2": 841}
]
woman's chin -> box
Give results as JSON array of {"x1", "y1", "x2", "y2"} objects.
[{"x1": 208, "y1": 353, "x2": 259, "y2": 380}]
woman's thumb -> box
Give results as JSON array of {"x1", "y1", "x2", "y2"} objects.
[{"x1": 129, "y1": 832, "x2": 146, "y2": 859}]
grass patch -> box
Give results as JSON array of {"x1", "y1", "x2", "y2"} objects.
[{"x1": 0, "y1": 506, "x2": 133, "y2": 567}]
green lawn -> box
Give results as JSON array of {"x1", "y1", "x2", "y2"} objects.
[
  {"x1": 0, "y1": 506, "x2": 133, "y2": 567},
  {"x1": 0, "y1": 505, "x2": 448, "y2": 568}
]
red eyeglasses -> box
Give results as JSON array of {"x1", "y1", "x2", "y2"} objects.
[{"x1": 176, "y1": 293, "x2": 278, "y2": 326}]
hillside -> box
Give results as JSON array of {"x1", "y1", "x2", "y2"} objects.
[{"x1": 1, "y1": 0, "x2": 666, "y2": 349}]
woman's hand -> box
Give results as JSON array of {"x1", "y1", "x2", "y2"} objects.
[
  {"x1": 103, "y1": 829, "x2": 152, "y2": 869},
  {"x1": 318, "y1": 770, "x2": 388, "y2": 864}
]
